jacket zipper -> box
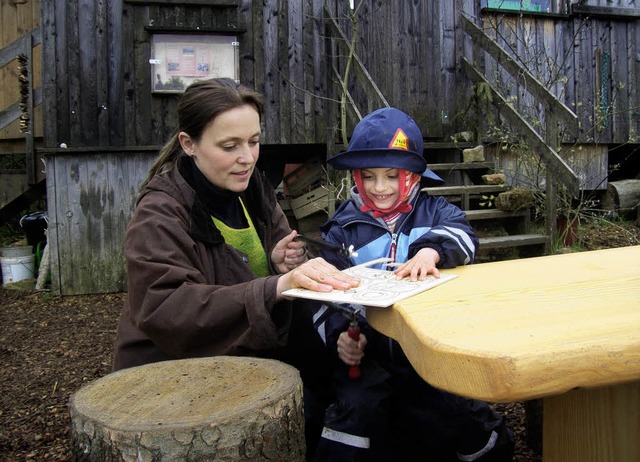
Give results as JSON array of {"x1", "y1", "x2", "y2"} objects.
[
  {"x1": 387, "y1": 232, "x2": 399, "y2": 359},
  {"x1": 388, "y1": 232, "x2": 398, "y2": 265}
]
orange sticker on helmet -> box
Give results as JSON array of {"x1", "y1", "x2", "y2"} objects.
[{"x1": 389, "y1": 128, "x2": 409, "y2": 151}]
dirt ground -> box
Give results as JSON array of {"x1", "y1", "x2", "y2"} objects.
[{"x1": 0, "y1": 219, "x2": 638, "y2": 462}]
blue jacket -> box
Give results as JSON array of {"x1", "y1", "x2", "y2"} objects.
[{"x1": 314, "y1": 189, "x2": 478, "y2": 360}]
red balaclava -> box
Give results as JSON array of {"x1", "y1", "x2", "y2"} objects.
[{"x1": 353, "y1": 168, "x2": 420, "y2": 220}]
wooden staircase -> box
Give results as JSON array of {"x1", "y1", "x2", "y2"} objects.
[
  {"x1": 0, "y1": 27, "x2": 44, "y2": 227},
  {"x1": 424, "y1": 143, "x2": 548, "y2": 263}
]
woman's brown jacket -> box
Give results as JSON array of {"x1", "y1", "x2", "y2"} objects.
[{"x1": 113, "y1": 158, "x2": 293, "y2": 370}]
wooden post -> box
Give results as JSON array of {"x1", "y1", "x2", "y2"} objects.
[
  {"x1": 69, "y1": 357, "x2": 305, "y2": 461},
  {"x1": 543, "y1": 382, "x2": 640, "y2": 461}
]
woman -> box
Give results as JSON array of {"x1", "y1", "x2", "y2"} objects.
[{"x1": 113, "y1": 78, "x2": 358, "y2": 371}]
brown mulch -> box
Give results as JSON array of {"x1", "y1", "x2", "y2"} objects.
[
  {"x1": 0, "y1": 291, "x2": 125, "y2": 461},
  {"x1": 0, "y1": 290, "x2": 543, "y2": 462},
  {"x1": 0, "y1": 220, "x2": 638, "y2": 461}
]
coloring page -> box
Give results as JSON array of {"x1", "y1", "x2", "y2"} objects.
[{"x1": 283, "y1": 258, "x2": 457, "y2": 307}]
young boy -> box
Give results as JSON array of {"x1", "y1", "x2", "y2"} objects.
[{"x1": 312, "y1": 108, "x2": 514, "y2": 461}]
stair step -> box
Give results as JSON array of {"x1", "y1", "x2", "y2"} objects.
[
  {"x1": 427, "y1": 162, "x2": 495, "y2": 172},
  {"x1": 422, "y1": 184, "x2": 508, "y2": 195},
  {"x1": 464, "y1": 209, "x2": 528, "y2": 221},
  {"x1": 479, "y1": 234, "x2": 548, "y2": 249}
]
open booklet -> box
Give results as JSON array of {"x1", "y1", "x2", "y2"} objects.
[{"x1": 282, "y1": 257, "x2": 458, "y2": 308}]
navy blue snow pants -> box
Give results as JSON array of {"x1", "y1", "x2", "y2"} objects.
[{"x1": 312, "y1": 357, "x2": 514, "y2": 462}]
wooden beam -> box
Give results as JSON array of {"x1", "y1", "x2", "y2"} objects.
[
  {"x1": 22, "y1": 33, "x2": 35, "y2": 184},
  {"x1": 570, "y1": 4, "x2": 640, "y2": 20},
  {"x1": 460, "y1": 16, "x2": 578, "y2": 131},
  {"x1": 143, "y1": 26, "x2": 245, "y2": 34},
  {"x1": 0, "y1": 28, "x2": 42, "y2": 68},
  {"x1": 124, "y1": 0, "x2": 237, "y2": 5},
  {"x1": 463, "y1": 58, "x2": 579, "y2": 195}
]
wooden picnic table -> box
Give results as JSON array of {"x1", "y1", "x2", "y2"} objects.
[{"x1": 367, "y1": 245, "x2": 640, "y2": 461}]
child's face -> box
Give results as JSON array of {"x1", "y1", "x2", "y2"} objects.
[{"x1": 359, "y1": 168, "x2": 400, "y2": 209}]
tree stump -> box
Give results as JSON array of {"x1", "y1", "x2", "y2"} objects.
[{"x1": 69, "y1": 357, "x2": 305, "y2": 461}]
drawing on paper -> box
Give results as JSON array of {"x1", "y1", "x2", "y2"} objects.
[{"x1": 283, "y1": 260, "x2": 457, "y2": 308}]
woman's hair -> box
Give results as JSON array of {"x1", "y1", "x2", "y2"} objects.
[{"x1": 140, "y1": 78, "x2": 264, "y2": 190}]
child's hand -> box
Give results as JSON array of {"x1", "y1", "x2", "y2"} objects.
[
  {"x1": 393, "y1": 247, "x2": 441, "y2": 281},
  {"x1": 271, "y1": 230, "x2": 307, "y2": 273},
  {"x1": 337, "y1": 330, "x2": 367, "y2": 366}
]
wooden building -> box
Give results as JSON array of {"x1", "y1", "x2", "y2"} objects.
[{"x1": 1, "y1": 0, "x2": 638, "y2": 294}]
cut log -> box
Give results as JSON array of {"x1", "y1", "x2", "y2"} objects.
[
  {"x1": 604, "y1": 179, "x2": 640, "y2": 213},
  {"x1": 69, "y1": 356, "x2": 305, "y2": 461}
]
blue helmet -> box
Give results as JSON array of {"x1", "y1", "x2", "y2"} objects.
[{"x1": 327, "y1": 107, "x2": 443, "y2": 184}]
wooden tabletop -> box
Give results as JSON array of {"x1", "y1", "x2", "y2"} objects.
[{"x1": 367, "y1": 246, "x2": 640, "y2": 402}]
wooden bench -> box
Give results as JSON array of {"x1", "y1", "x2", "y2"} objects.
[
  {"x1": 367, "y1": 246, "x2": 640, "y2": 461},
  {"x1": 69, "y1": 356, "x2": 305, "y2": 461}
]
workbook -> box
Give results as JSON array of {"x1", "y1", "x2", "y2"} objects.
[{"x1": 282, "y1": 258, "x2": 458, "y2": 307}]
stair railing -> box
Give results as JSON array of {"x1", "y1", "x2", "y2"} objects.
[
  {"x1": 460, "y1": 15, "x2": 580, "y2": 246},
  {"x1": 0, "y1": 27, "x2": 42, "y2": 185}
]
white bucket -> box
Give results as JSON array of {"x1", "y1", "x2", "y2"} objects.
[{"x1": 1, "y1": 254, "x2": 36, "y2": 284}]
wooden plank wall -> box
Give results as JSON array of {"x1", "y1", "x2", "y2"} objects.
[
  {"x1": 332, "y1": 0, "x2": 639, "y2": 145},
  {"x1": 476, "y1": 5, "x2": 640, "y2": 145},
  {"x1": 46, "y1": 149, "x2": 156, "y2": 295},
  {"x1": 0, "y1": 0, "x2": 42, "y2": 141},
  {"x1": 243, "y1": 0, "x2": 328, "y2": 145},
  {"x1": 41, "y1": 0, "x2": 123, "y2": 148},
  {"x1": 486, "y1": 143, "x2": 609, "y2": 191},
  {"x1": 41, "y1": 0, "x2": 328, "y2": 150},
  {"x1": 335, "y1": 0, "x2": 490, "y2": 139},
  {"x1": 38, "y1": 0, "x2": 640, "y2": 149},
  {"x1": 42, "y1": 0, "x2": 330, "y2": 294},
  {"x1": 348, "y1": 1, "x2": 450, "y2": 138}
]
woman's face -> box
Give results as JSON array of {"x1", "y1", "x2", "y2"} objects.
[
  {"x1": 359, "y1": 168, "x2": 400, "y2": 209},
  {"x1": 180, "y1": 104, "x2": 261, "y2": 192}
]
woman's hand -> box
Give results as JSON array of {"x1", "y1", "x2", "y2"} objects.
[
  {"x1": 271, "y1": 230, "x2": 308, "y2": 274},
  {"x1": 393, "y1": 247, "x2": 441, "y2": 281},
  {"x1": 337, "y1": 330, "x2": 367, "y2": 366},
  {"x1": 276, "y1": 257, "x2": 360, "y2": 299}
]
